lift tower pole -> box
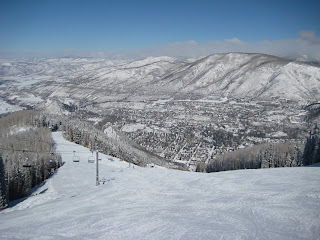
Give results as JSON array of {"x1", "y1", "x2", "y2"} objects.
[{"x1": 96, "y1": 151, "x2": 99, "y2": 186}]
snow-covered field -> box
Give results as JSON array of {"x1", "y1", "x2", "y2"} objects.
[
  {"x1": 0, "y1": 99, "x2": 23, "y2": 114},
  {"x1": 0, "y1": 132, "x2": 319, "y2": 240}
]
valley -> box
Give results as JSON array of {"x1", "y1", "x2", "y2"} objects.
[
  {"x1": 1, "y1": 1, "x2": 320, "y2": 238},
  {"x1": 87, "y1": 98, "x2": 307, "y2": 170},
  {"x1": 0, "y1": 53, "x2": 319, "y2": 170}
]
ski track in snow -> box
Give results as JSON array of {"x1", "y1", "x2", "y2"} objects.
[{"x1": 0, "y1": 132, "x2": 320, "y2": 240}]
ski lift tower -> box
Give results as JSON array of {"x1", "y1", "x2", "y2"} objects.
[{"x1": 96, "y1": 151, "x2": 99, "y2": 186}]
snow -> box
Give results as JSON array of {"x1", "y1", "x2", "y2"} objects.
[
  {"x1": 174, "y1": 114, "x2": 211, "y2": 122},
  {"x1": 0, "y1": 132, "x2": 320, "y2": 240},
  {"x1": 87, "y1": 117, "x2": 103, "y2": 125},
  {"x1": 17, "y1": 96, "x2": 43, "y2": 103},
  {"x1": 177, "y1": 97, "x2": 228, "y2": 103},
  {"x1": 125, "y1": 56, "x2": 174, "y2": 68},
  {"x1": 121, "y1": 123, "x2": 146, "y2": 133},
  {"x1": 152, "y1": 98, "x2": 173, "y2": 105},
  {"x1": 9, "y1": 125, "x2": 34, "y2": 135},
  {"x1": 0, "y1": 98, "x2": 24, "y2": 114},
  {"x1": 1, "y1": 54, "x2": 319, "y2": 103},
  {"x1": 268, "y1": 131, "x2": 288, "y2": 138},
  {"x1": 40, "y1": 99, "x2": 71, "y2": 116},
  {"x1": 10, "y1": 77, "x2": 41, "y2": 88},
  {"x1": 103, "y1": 126, "x2": 120, "y2": 141}
]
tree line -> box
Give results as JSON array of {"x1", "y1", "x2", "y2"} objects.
[
  {"x1": 0, "y1": 110, "x2": 61, "y2": 210},
  {"x1": 303, "y1": 124, "x2": 320, "y2": 166},
  {"x1": 58, "y1": 117, "x2": 186, "y2": 170},
  {"x1": 25, "y1": 112, "x2": 186, "y2": 170},
  {"x1": 199, "y1": 141, "x2": 303, "y2": 173},
  {"x1": 198, "y1": 124, "x2": 320, "y2": 173},
  {"x1": 1, "y1": 108, "x2": 319, "y2": 209}
]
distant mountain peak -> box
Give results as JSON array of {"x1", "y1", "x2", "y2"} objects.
[{"x1": 1, "y1": 53, "x2": 320, "y2": 104}]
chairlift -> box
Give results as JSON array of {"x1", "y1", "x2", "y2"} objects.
[
  {"x1": 73, "y1": 151, "x2": 80, "y2": 162},
  {"x1": 88, "y1": 152, "x2": 95, "y2": 163},
  {"x1": 23, "y1": 158, "x2": 32, "y2": 168}
]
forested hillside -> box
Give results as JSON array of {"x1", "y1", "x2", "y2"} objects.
[
  {"x1": 202, "y1": 142, "x2": 303, "y2": 173},
  {"x1": 303, "y1": 125, "x2": 320, "y2": 166},
  {"x1": 43, "y1": 115, "x2": 186, "y2": 170},
  {"x1": 1, "y1": 107, "x2": 319, "y2": 209},
  {"x1": 303, "y1": 103, "x2": 320, "y2": 166},
  {"x1": 201, "y1": 105, "x2": 320, "y2": 173},
  {"x1": 1, "y1": 111, "x2": 186, "y2": 170},
  {"x1": 0, "y1": 111, "x2": 61, "y2": 209}
]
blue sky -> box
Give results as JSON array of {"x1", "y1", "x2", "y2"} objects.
[{"x1": 0, "y1": 0, "x2": 319, "y2": 57}]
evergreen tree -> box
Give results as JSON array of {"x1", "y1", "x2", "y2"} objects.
[
  {"x1": 0, "y1": 154, "x2": 8, "y2": 210},
  {"x1": 303, "y1": 125, "x2": 320, "y2": 166}
]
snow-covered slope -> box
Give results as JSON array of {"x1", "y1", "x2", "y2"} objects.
[
  {"x1": 149, "y1": 53, "x2": 320, "y2": 101},
  {"x1": 1, "y1": 53, "x2": 320, "y2": 107},
  {"x1": 0, "y1": 98, "x2": 24, "y2": 114},
  {"x1": 0, "y1": 132, "x2": 319, "y2": 240}
]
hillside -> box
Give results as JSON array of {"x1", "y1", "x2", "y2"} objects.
[
  {"x1": 0, "y1": 132, "x2": 319, "y2": 239},
  {"x1": 151, "y1": 53, "x2": 320, "y2": 101},
  {"x1": 1, "y1": 53, "x2": 320, "y2": 110}
]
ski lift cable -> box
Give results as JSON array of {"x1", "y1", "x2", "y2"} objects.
[
  {"x1": 0, "y1": 147, "x2": 92, "y2": 154},
  {"x1": 1, "y1": 136, "x2": 88, "y2": 147},
  {"x1": 0, "y1": 136, "x2": 53, "y2": 145}
]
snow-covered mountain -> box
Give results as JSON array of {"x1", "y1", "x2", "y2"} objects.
[
  {"x1": 284, "y1": 54, "x2": 320, "y2": 65},
  {"x1": 0, "y1": 132, "x2": 319, "y2": 239},
  {"x1": 151, "y1": 53, "x2": 320, "y2": 101},
  {"x1": 1, "y1": 53, "x2": 320, "y2": 110}
]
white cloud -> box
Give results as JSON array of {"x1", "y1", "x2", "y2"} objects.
[
  {"x1": 225, "y1": 38, "x2": 243, "y2": 44},
  {"x1": 1, "y1": 31, "x2": 320, "y2": 61},
  {"x1": 118, "y1": 30, "x2": 320, "y2": 61},
  {"x1": 299, "y1": 30, "x2": 320, "y2": 44}
]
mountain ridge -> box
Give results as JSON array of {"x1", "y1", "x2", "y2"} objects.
[
  {"x1": 134, "y1": 53, "x2": 319, "y2": 101},
  {"x1": 1, "y1": 53, "x2": 320, "y2": 108}
]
